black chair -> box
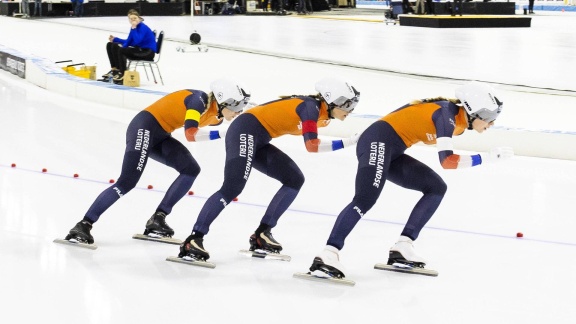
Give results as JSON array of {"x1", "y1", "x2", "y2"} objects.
[{"x1": 127, "y1": 31, "x2": 164, "y2": 85}]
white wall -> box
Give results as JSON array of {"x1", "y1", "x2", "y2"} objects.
[{"x1": 9, "y1": 47, "x2": 575, "y2": 162}]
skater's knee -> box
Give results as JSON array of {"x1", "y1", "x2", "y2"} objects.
[
  {"x1": 436, "y1": 180, "x2": 447, "y2": 196},
  {"x1": 181, "y1": 163, "x2": 201, "y2": 178},
  {"x1": 114, "y1": 178, "x2": 138, "y2": 193},
  {"x1": 171, "y1": 152, "x2": 200, "y2": 177},
  {"x1": 428, "y1": 178, "x2": 447, "y2": 196},
  {"x1": 219, "y1": 184, "x2": 243, "y2": 202},
  {"x1": 285, "y1": 170, "x2": 304, "y2": 190}
]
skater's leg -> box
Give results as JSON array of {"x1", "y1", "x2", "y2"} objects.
[
  {"x1": 387, "y1": 154, "x2": 447, "y2": 241},
  {"x1": 253, "y1": 144, "x2": 304, "y2": 228},
  {"x1": 84, "y1": 124, "x2": 153, "y2": 223},
  {"x1": 247, "y1": 144, "x2": 304, "y2": 252},
  {"x1": 150, "y1": 138, "x2": 200, "y2": 215},
  {"x1": 386, "y1": 154, "x2": 447, "y2": 264},
  {"x1": 140, "y1": 137, "x2": 200, "y2": 237},
  {"x1": 183, "y1": 115, "x2": 269, "y2": 260},
  {"x1": 326, "y1": 121, "x2": 400, "y2": 250},
  {"x1": 191, "y1": 115, "x2": 269, "y2": 236},
  {"x1": 67, "y1": 112, "x2": 164, "y2": 242},
  {"x1": 313, "y1": 121, "x2": 404, "y2": 277},
  {"x1": 86, "y1": 114, "x2": 165, "y2": 220}
]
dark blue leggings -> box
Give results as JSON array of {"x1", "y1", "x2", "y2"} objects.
[
  {"x1": 84, "y1": 111, "x2": 200, "y2": 222},
  {"x1": 327, "y1": 121, "x2": 447, "y2": 250},
  {"x1": 193, "y1": 114, "x2": 305, "y2": 235}
]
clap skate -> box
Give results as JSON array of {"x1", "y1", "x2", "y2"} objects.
[
  {"x1": 293, "y1": 246, "x2": 355, "y2": 286},
  {"x1": 239, "y1": 229, "x2": 291, "y2": 261},
  {"x1": 132, "y1": 211, "x2": 182, "y2": 245},
  {"x1": 54, "y1": 220, "x2": 97, "y2": 250},
  {"x1": 166, "y1": 235, "x2": 215, "y2": 269},
  {"x1": 374, "y1": 236, "x2": 438, "y2": 277}
]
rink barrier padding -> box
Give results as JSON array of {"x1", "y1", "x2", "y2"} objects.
[
  {"x1": 358, "y1": 1, "x2": 576, "y2": 13},
  {"x1": 393, "y1": 1, "x2": 516, "y2": 16},
  {"x1": 0, "y1": 46, "x2": 27, "y2": 79},
  {"x1": 2, "y1": 44, "x2": 575, "y2": 161},
  {"x1": 399, "y1": 15, "x2": 531, "y2": 28}
]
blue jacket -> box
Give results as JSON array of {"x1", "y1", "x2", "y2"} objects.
[{"x1": 113, "y1": 22, "x2": 157, "y2": 52}]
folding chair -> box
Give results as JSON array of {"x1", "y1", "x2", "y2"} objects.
[{"x1": 126, "y1": 31, "x2": 164, "y2": 85}]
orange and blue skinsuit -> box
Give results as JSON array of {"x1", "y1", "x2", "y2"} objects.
[
  {"x1": 192, "y1": 96, "x2": 334, "y2": 236},
  {"x1": 327, "y1": 100, "x2": 473, "y2": 250},
  {"x1": 83, "y1": 90, "x2": 221, "y2": 223}
]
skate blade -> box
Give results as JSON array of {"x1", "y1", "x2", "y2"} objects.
[
  {"x1": 293, "y1": 272, "x2": 355, "y2": 286},
  {"x1": 165, "y1": 256, "x2": 216, "y2": 269},
  {"x1": 239, "y1": 249, "x2": 291, "y2": 262},
  {"x1": 132, "y1": 234, "x2": 182, "y2": 245},
  {"x1": 177, "y1": 45, "x2": 209, "y2": 53},
  {"x1": 374, "y1": 263, "x2": 438, "y2": 277},
  {"x1": 53, "y1": 238, "x2": 97, "y2": 250}
]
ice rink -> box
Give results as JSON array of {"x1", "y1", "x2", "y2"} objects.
[{"x1": 1, "y1": 9, "x2": 575, "y2": 324}]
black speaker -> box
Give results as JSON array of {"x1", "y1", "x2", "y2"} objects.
[{"x1": 190, "y1": 32, "x2": 201, "y2": 45}]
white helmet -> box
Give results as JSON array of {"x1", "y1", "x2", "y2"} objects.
[
  {"x1": 315, "y1": 77, "x2": 360, "y2": 112},
  {"x1": 210, "y1": 79, "x2": 251, "y2": 113},
  {"x1": 455, "y1": 82, "x2": 503, "y2": 123}
]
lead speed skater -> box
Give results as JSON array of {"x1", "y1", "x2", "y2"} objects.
[{"x1": 308, "y1": 81, "x2": 514, "y2": 280}]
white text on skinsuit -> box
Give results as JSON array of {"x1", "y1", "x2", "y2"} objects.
[
  {"x1": 369, "y1": 142, "x2": 385, "y2": 188},
  {"x1": 239, "y1": 133, "x2": 254, "y2": 180}
]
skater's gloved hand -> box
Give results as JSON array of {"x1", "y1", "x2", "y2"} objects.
[
  {"x1": 481, "y1": 147, "x2": 514, "y2": 164},
  {"x1": 342, "y1": 132, "x2": 361, "y2": 148}
]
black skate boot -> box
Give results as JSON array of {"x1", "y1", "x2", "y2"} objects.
[
  {"x1": 178, "y1": 235, "x2": 210, "y2": 261},
  {"x1": 374, "y1": 237, "x2": 438, "y2": 276},
  {"x1": 308, "y1": 246, "x2": 346, "y2": 279},
  {"x1": 387, "y1": 251, "x2": 426, "y2": 269},
  {"x1": 309, "y1": 257, "x2": 345, "y2": 279},
  {"x1": 249, "y1": 227, "x2": 283, "y2": 254},
  {"x1": 144, "y1": 211, "x2": 174, "y2": 238},
  {"x1": 64, "y1": 220, "x2": 94, "y2": 244},
  {"x1": 293, "y1": 246, "x2": 355, "y2": 285}
]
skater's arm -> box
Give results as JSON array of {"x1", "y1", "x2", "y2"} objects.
[
  {"x1": 296, "y1": 99, "x2": 355, "y2": 153},
  {"x1": 185, "y1": 128, "x2": 224, "y2": 142},
  {"x1": 183, "y1": 92, "x2": 212, "y2": 142},
  {"x1": 433, "y1": 107, "x2": 513, "y2": 168},
  {"x1": 433, "y1": 107, "x2": 477, "y2": 169},
  {"x1": 436, "y1": 137, "x2": 476, "y2": 169},
  {"x1": 303, "y1": 130, "x2": 361, "y2": 153}
]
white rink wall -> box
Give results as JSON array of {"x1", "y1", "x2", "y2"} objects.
[
  {"x1": 2, "y1": 48, "x2": 573, "y2": 161},
  {"x1": 13, "y1": 51, "x2": 576, "y2": 161}
]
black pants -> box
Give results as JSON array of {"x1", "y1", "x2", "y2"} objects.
[
  {"x1": 85, "y1": 111, "x2": 200, "y2": 222},
  {"x1": 327, "y1": 121, "x2": 447, "y2": 249},
  {"x1": 452, "y1": 0, "x2": 462, "y2": 15},
  {"x1": 297, "y1": 0, "x2": 312, "y2": 13},
  {"x1": 426, "y1": 0, "x2": 434, "y2": 14},
  {"x1": 106, "y1": 42, "x2": 155, "y2": 74},
  {"x1": 271, "y1": 0, "x2": 283, "y2": 11},
  {"x1": 402, "y1": 0, "x2": 414, "y2": 14},
  {"x1": 192, "y1": 114, "x2": 305, "y2": 235}
]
